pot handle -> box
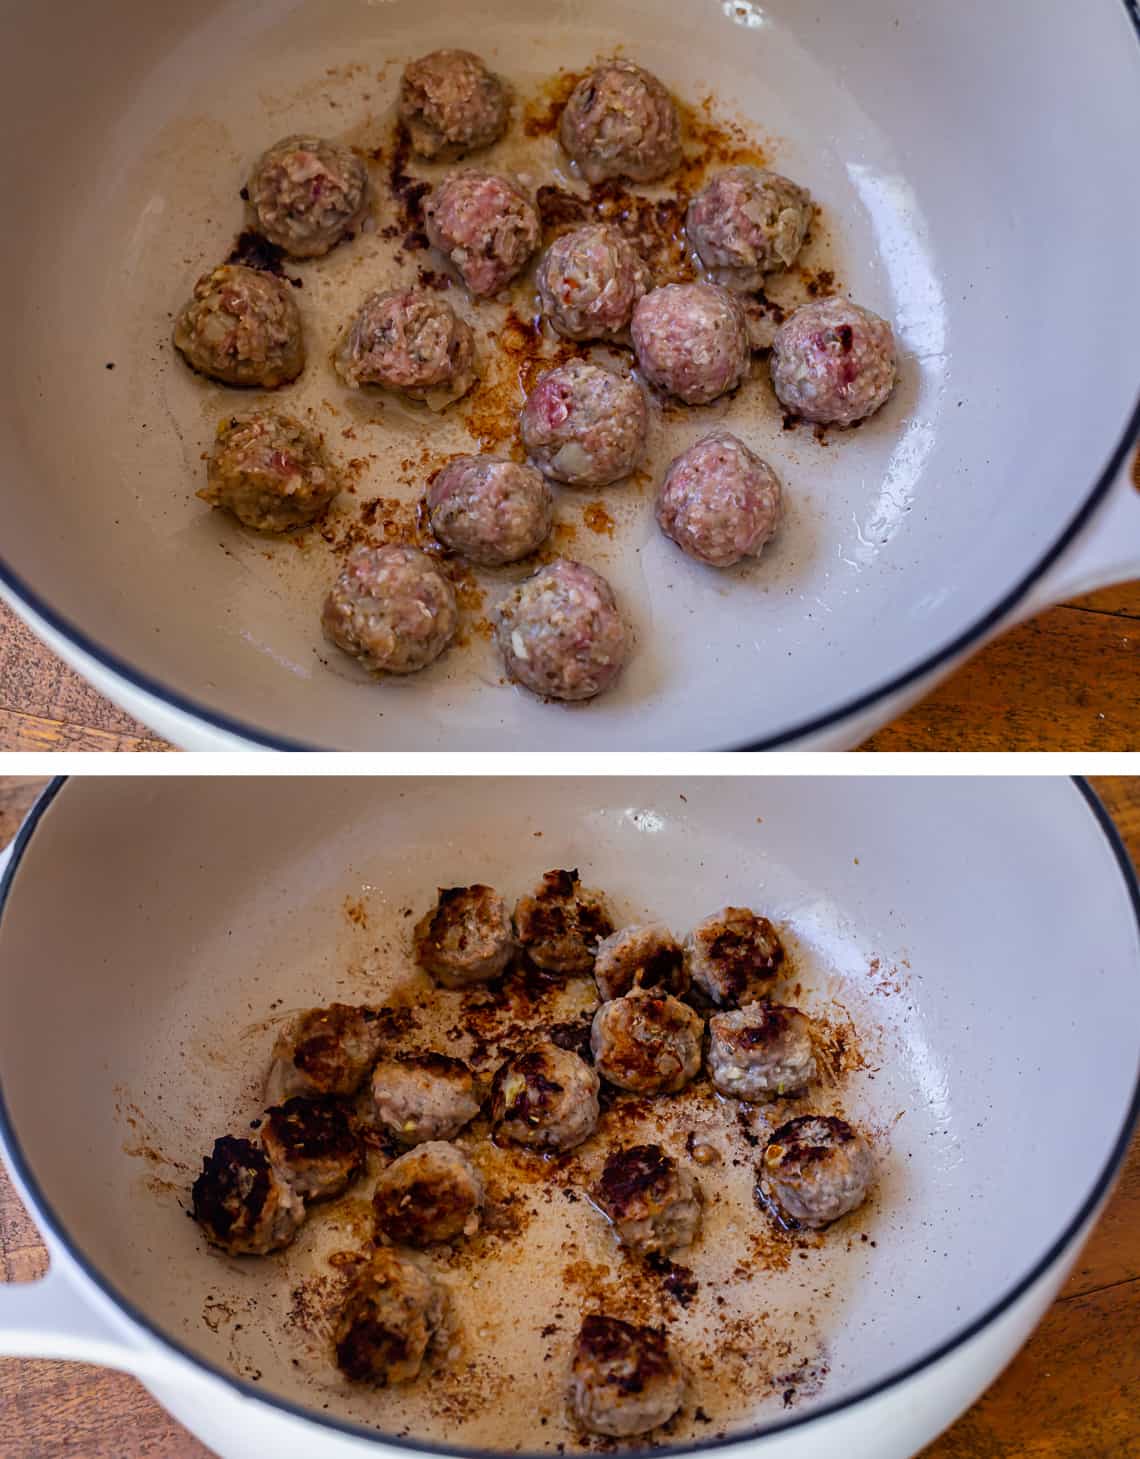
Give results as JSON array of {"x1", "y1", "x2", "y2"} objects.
[{"x1": 0, "y1": 1260, "x2": 155, "y2": 1372}]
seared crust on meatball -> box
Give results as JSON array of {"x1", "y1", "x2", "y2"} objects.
[
  {"x1": 265, "y1": 1004, "x2": 388, "y2": 1104},
  {"x1": 414, "y1": 884, "x2": 516, "y2": 987},
  {"x1": 686, "y1": 167, "x2": 811, "y2": 291},
  {"x1": 685, "y1": 907, "x2": 785, "y2": 1008},
  {"x1": 591, "y1": 1144, "x2": 702, "y2": 1255},
  {"x1": 708, "y1": 1003, "x2": 816, "y2": 1102},
  {"x1": 399, "y1": 49, "x2": 509, "y2": 162},
  {"x1": 631, "y1": 282, "x2": 750, "y2": 406},
  {"x1": 427, "y1": 459, "x2": 553, "y2": 568},
  {"x1": 191, "y1": 1135, "x2": 305, "y2": 1255},
  {"x1": 260, "y1": 1096, "x2": 363, "y2": 1202},
  {"x1": 520, "y1": 360, "x2": 647, "y2": 488},
  {"x1": 247, "y1": 134, "x2": 369, "y2": 258},
  {"x1": 425, "y1": 170, "x2": 540, "y2": 297},
  {"x1": 770, "y1": 297, "x2": 897, "y2": 427},
  {"x1": 496, "y1": 560, "x2": 628, "y2": 703},
  {"x1": 372, "y1": 1140, "x2": 484, "y2": 1246},
  {"x1": 334, "y1": 287, "x2": 476, "y2": 411},
  {"x1": 536, "y1": 224, "x2": 652, "y2": 342},
  {"x1": 593, "y1": 923, "x2": 687, "y2": 1003},
  {"x1": 655, "y1": 431, "x2": 782, "y2": 569},
  {"x1": 321, "y1": 544, "x2": 458, "y2": 676},
  {"x1": 591, "y1": 989, "x2": 703, "y2": 1095},
  {"x1": 334, "y1": 1247, "x2": 449, "y2": 1385},
  {"x1": 490, "y1": 1042, "x2": 601, "y2": 1151},
  {"x1": 514, "y1": 869, "x2": 614, "y2": 974},
  {"x1": 569, "y1": 1315, "x2": 685, "y2": 1437},
  {"x1": 173, "y1": 264, "x2": 304, "y2": 388},
  {"x1": 559, "y1": 62, "x2": 682, "y2": 185},
  {"x1": 759, "y1": 1114, "x2": 875, "y2": 1230},
  {"x1": 371, "y1": 1053, "x2": 481, "y2": 1145},
  {"x1": 200, "y1": 411, "x2": 340, "y2": 532}
]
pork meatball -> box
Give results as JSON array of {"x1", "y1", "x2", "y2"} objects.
[
  {"x1": 685, "y1": 907, "x2": 785, "y2": 1008},
  {"x1": 490, "y1": 1043, "x2": 600, "y2": 1151},
  {"x1": 426, "y1": 458, "x2": 552, "y2": 567},
  {"x1": 173, "y1": 264, "x2": 304, "y2": 388},
  {"x1": 591, "y1": 1144, "x2": 702, "y2": 1255},
  {"x1": 520, "y1": 361, "x2": 647, "y2": 488},
  {"x1": 371, "y1": 1053, "x2": 481, "y2": 1145},
  {"x1": 260, "y1": 1096, "x2": 363, "y2": 1201},
  {"x1": 536, "y1": 224, "x2": 652, "y2": 342},
  {"x1": 334, "y1": 1247, "x2": 449, "y2": 1385},
  {"x1": 265, "y1": 1003, "x2": 388, "y2": 1104},
  {"x1": 559, "y1": 62, "x2": 682, "y2": 185},
  {"x1": 759, "y1": 1115, "x2": 875, "y2": 1230},
  {"x1": 770, "y1": 297, "x2": 897, "y2": 427},
  {"x1": 191, "y1": 1136, "x2": 305, "y2": 1255},
  {"x1": 655, "y1": 431, "x2": 781, "y2": 568},
  {"x1": 372, "y1": 1141, "x2": 484, "y2": 1246},
  {"x1": 708, "y1": 1003, "x2": 817, "y2": 1102},
  {"x1": 591, "y1": 989, "x2": 703, "y2": 1095},
  {"x1": 399, "y1": 49, "x2": 508, "y2": 162},
  {"x1": 425, "y1": 170, "x2": 540, "y2": 297},
  {"x1": 247, "y1": 134, "x2": 369, "y2": 258},
  {"x1": 334, "y1": 287, "x2": 476, "y2": 411},
  {"x1": 414, "y1": 884, "x2": 515, "y2": 985},
  {"x1": 569, "y1": 1315, "x2": 685, "y2": 1437},
  {"x1": 200, "y1": 411, "x2": 340, "y2": 532},
  {"x1": 686, "y1": 167, "x2": 812, "y2": 291},
  {"x1": 321, "y1": 544, "x2": 457, "y2": 675},
  {"x1": 593, "y1": 923, "x2": 687, "y2": 1003},
  {"x1": 631, "y1": 282, "x2": 750, "y2": 406},
  {"x1": 514, "y1": 868, "x2": 614, "y2": 974},
  {"x1": 497, "y1": 559, "x2": 628, "y2": 703}
]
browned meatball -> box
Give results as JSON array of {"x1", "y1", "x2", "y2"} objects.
[
  {"x1": 559, "y1": 62, "x2": 682, "y2": 185},
  {"x1": 490, "y1": 1043, "x2": 600, "y2": 1151},
  {"x1": 399, "y1": 50, "x2": 509, "y2": 162},
  {"x1": 514, "y1": 869, "x2": 614, "y2": 974},
  {"x1": 759, "y1": 1115, "x2": 875, "y2": 1230},
  {"x1": 569, "y1": 1315, "x2": 685, "y2": 1437},
  {"x1": 413, "y1": 885, "x2": 515, "y2": 986},
  {"x1": 173, "y1": 264, "x2": 305, "y2": 388},
  {"x1": 371, "y1": 1053, "x2": 481, "y2": 1145},
  {"x1": 191, "y1": 1136, "x2": 305, "y2": 1255},
  {"x1": 372, "y1": 1141, "x2": 484, "y2": 1246},
  {"x1": 265, "y1": 1004, "x2": 388, "y2": 1104},
  {"x1": 708, "y1": 1003, "x2": 817, "y2": 1102},
  {"x1": 590, "y1": 989, "x2": 703, "y2": 1095},
  {"x1": 592, "y1": 923, "x2": 687, "y2": 1003},
  {"x1": 334, "y1": 287, "x2": 476, "y2": 411},
  {"x1": 685, "y1": 907, "x2": 785, "y2": 1008},
  {"x1": 200, "y1": 411, "x2": 340, "y2": 532},
  {"x1": 334, "y1": 1247, "x2": 449, "y2": 1385},
  {"x1": 425, "y1": 170, "x2": 540, "y2": 297},
  {"x1": 247, "y1": 135, "x2": 370, "y2": 258},
  {"x1": 591, "y1": 1144, "x2": 702, "y2": 1255},
  {"x1": 260, "y1": 1096, "x2": 363, "y2": 1202},
  {"x1": 321, "y1": 544, "x2": 458, "y2": 676}
]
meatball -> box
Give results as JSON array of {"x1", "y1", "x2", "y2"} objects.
[
  {"x1": 260, "y1": 1096, "x2": 363, "y2": 1202},
  {"x1": 591, "y1": 989, "x2": 703, "y2": 1095},
  {"x1": 770, "y1": 297, "x2": 897, "y2": 426},
  {"x1": 490, "y1": 1043, "x2": 600, "y2": 1151},
  {"x1": 191, "y1": 1136, "x2": 305, "y2": 1255},
  {"x1": 247, "y1": 134, "x2": 369, "y2": 258},
  {"x1": 708, "y1": 1003, "x2": 817, "y2": 1102},
  {"x1": 334, "y1": 1247, "x2": 449, "y2": 1385},
  {"x1": 655, "y1": 431, "x2": 781, "y2": 568},
  {"x1": 398, "y1": 49, "x2": 508, "y2": 162},
  {"x1": 685, "y1": 907, "x2": 785, "y2": 1008},
  {"x1": 591, "y1": 1144, "x2": 702, "y2": 1255},
  {"x1": 265, "y1": 1003, "x2": 388, "y2": 1104},
  {"x1": 414, "y1": 884, "x2": 515, "y2": 985},
  {"x1": 536, "y1": 224, "x2": 652, "y2": 342},
  {"x1": 371, "y1": 1053, "x2": 481, "y2": 1145},
  {"x1": 759, "y1": 1115, "x2": 875, "y2": 1230},
  {"x1": 520, "y1": 361, "x2": 647, "y2": 488},
  {"x1": 686, "y1": 167, "x2": 812, "y2": 291},
  {"x1": 321, "y1": 544, "x2": 457, "y2": 676},
  {"x1": 173, "y1": 264, "x2": 304, "y2": 388},
  {"x1": 372, "y1": 1141, "x2": 484, "y2": 1246},
  {"x1": 631, "y1": 282, "x2": 750, "y2": 406},
  {"x1": 593, "y1": 923, "x2": 687, "y2": 1003},
  {"x1": 334, "y1": 287, "x2": 476, "y2": 411},
  {"x1": 199, "y1": 411, "x2": 340, "y2": 532},
  {"x1": 425, "y1": 171, "x2": 540, "y2": 297},
  {"x1": 426, "y1": 458, "x2": 552, "y2": 567},
  {"x1": 497, "y1": 560, "x2": 627, "y2": 702},
  {"x1": 559, "y1": 62, "x2": 681, "y2": 185},
  {"x1": 514, "y1": 868, "x2": 613, "y2": 974},
  {"x1": 569, "y1": 1315, "x2": 685, "y2": 1437}
]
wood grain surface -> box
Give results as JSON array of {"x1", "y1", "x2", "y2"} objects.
[{"x1": 1, "y1": 775, "x2": 1138, "y2": 1457}]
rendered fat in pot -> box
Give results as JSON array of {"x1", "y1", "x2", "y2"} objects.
[
  {"x1": 770, "y1": 296, "x2": 897, "y2": 426},
  {"x1": 631, "y1": 283, "x2": 750, "y2": 405},
  {"x1": 399, "y1": 49, "x2": 509, "y2": 161},
  {"x1": 246, "y1": 134, "x2": 369, "y2": 258},
  {"x1": 334, "y1": 287, "x2": 476, "y2": 411},
  {"x1": 686, "y1": 167, "x2": 812, "y2": 291},
  {"x1": 200, "y1": 411, "x2": 340, "y2": 532},
  {"x1": 322, "y1": 544, "x2": 458, "y2": 675},
  {"x1": 656, "y1": 430, "x2": 781, "y2": 568},
  {"x1": 173, "y1": 264, "x2": 304, "y2": 388},
  {"x1": 426, "y1": 457, "x2": 553, "y2": 567},
  {"x1": 536, "y1": 224, "x2": 652, "y2": 341},
  {"x1": 520, "y1": 360, "x2": 647, "y2": 488},
  {"x1": 496, "y1": 559, "x2": 628, "y2": 702},
  {"x1": 559, "y1": 61, "x2": 682, "y2": 184},
  {"x1": 425, "y1": 170, "x2": 540, "y2": 297}
]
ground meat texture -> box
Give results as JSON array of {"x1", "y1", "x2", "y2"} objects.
[
  {"x1": 191, "y1": 1136, "x2": 305, "y2": 1255},
  {"x1": 424, "y1": 171, "x2": 540, "y2": 297},
  {"x1": 536, "y1": 224, "x2": 652, "y2": 342},
  {"x1": 513, "y1": 868, "x2": 614, "y2": 974},
  {"x1": 631, "y1": 282, "x2": 750, "y2": 406},
  {"x1": 398, "y1": 49, "x2": 508, "y2": 162},
  {"x1": 372, "y1": 1141, "x2": 484, "y2": 1245},
  {"x1": 770, "y1": 296, "x2": 897, "y2": 426},
  {"x1": 260, "y1": 1096, "x2": 363, "y2": 1201},
  {"x1": 760, "y1": 1115, "x2": 875, "y2": 1230},
  {"x1": 371, "y1": 1053, "x2": 481, "y2": 1145},
  {"x1": 490, "y1": 1042, "x2": 600, "y2": 1151},
  {"x1": 265, "y1": 1004, "x2": 388, "y2": 1104},
  {"x1": 173, "y1": 264, "x2": 304, "y2": 388},
  {"x1": 497, "y1": 559, "x2": 627, "y2": 702},
  {"x1": 708, "y1": 1003, "x2": 817, "y2": 1102},
  {"x1": 559, "y1": 62, "x2": 682, "y2": 185},
  {"x1": 591, "y1": 1144, "x2": 702, "y2": 1255},
  {"x1": 520, "y1": 361, "x2": 647, "y2": 489},
  {"x1": 591, "y1": 989, "x2": 703, "y2": 1095},
  {"x1": 321, "y1": 544, "x2": 457, "y2": 675},
  {"x1": 686, "y1": 167, "x2": 812, "y2": 291},
  {"x1": 569, "y1": 1315, "x2": 685, "y2": 1437},
  {"x1": 685, "y1": 907, "x2": 785, "y2": 1008},
  {"x1": 199, "y1": 411, "x2": 340, "y2": 532},
  {"x1": 334, "y1": 288, "x2": 476, "y2": 411},
  {"x1": 593, "y1": 923, "x2": 687, "y2": 1003},
  {"x1": 655, "y1": 430, "x2": 781, "y2": 568},
  {"x1": 426, "y1": 458, "x2": 552, "y2": 567},
  {"x1": 334, "y1": 1247, "x2": 448, "y2": 1385},
  {"x1": 247, "y1": 134, "x2": 369, "y2": 258},
  {"x1": 414, "y1": 884, "x2": 515, "y2": 985}
]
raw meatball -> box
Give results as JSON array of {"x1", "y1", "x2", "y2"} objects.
[
  {"x1": 759, "y1": 1115, "x2": 875, "y2": 1230},
  {"x1": 265, "y1": 1003, "x2": 388, "y2": 1104},
  {"x1": 497, "y1": 560, "x2": 627, "y2": 702},
  {"x1": 593, "y1": 923, "x2": 687, "y2": 1003},
  {"x1": 321, "y1": 544, "x2": 457, "y2": 676},
  {"x1": 425, "y1": 171, "x2": 540, "y2": 297},
  {"x1": 591, "y1": 1144, "x2": 702, "y2": 1255},
  {"x1": 591, "y1": 989, "x2": 703, "y2": 1095},
  {"x1": 770, "y1": 297, "x2": 897, "y2": 426},
  {"x1": 521, "y1": 361, "x2": 647, "y2": 489},
  {"x1": 514, "y1": 868, "x2": 613, "y2": 974},
  {"x1": 399, "y1": 49, "x2": 508, "y2": 162},
  {"x1": 490, "y1": 1042, "x2": 600, "y2": 1151},
  {"x1": 260, "y1": 1096, "x2": 363, "y2": 1201},
  {"x1": 655, "y1": 431, "x2": 781, "y2": 568},
  {"x1": 191, "y1": 1136, "x2": 305, "y2": 1255},
  {"x1": 371, "y1": 1053, "x2": 481, "y2": 1145},
  {"x1": 334, "y1": 1247, "x2": 449, "y2": 1384},
  {"x1": 686, "y1": 167, "x2": 812, "y2": 290},
  {"x1": 414, "y1": 884, "x2": 515, "y2": 985},
  {"x1": 631, "y1": 282, "x2": 750, "y2": 405},
  {"x1": 335, "y1": 287, "x2": 476, "y2": 410},
  {"x1": 247, "y1": 134, "x2": 369, "y2": 258},
  {"x1": 372, "y1": 1141, "x2": 484, "y2": 1246},
  {"x1": 200, "y1": 411, "x2": 340, "y2": 532},
  {"x1": 559, "y1": 61, "x2": 681, "y2": 185},
  {"x1": 426, "y1": 458, "x2": 552, "y2": 567},
  {"x1": 173, "y1": 264, "x2": 304, "y2": 388},
  {"x1": 536, "y1": 224, "x2": 652, "y2": 342},
  {"x1": 569, "y1": 1315, "x2": 685, "y2": 1437},
  {"x1": 685, "y1": 907, "x2": 785, "y2": 1008},
  {"x1": 708, "y1": 1003, "x2": 817, "y2": 1102}
]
